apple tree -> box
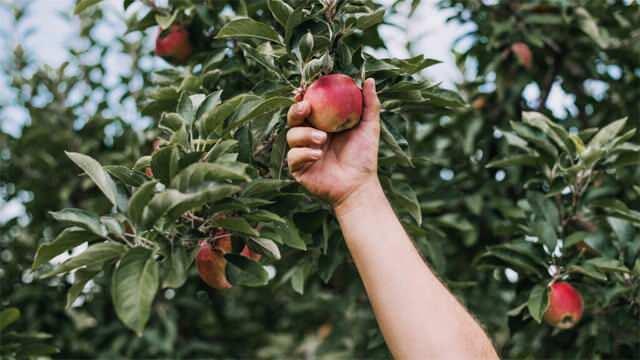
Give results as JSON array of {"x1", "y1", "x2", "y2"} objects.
[{"x1": 1, "y1": 0, "x2": 639, "y2": 358}]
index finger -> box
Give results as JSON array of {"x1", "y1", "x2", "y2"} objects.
[{"x1": 287, "y1": 100, "x2": 311, "y2": 127}]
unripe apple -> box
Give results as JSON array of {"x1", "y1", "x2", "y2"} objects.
[
  {"x1": 196, "y1": 239, "x2": 232, "y2": 289},
  {"x1": 155, "y1": 25, "x2": 193, "y2": 65},
  {"x1": 511, "y1": 42, "x2": 533, "y2": 70},
  {"x1": 303, "y1": 73, "x2": 363, "y2": 133},
  {"x1": 544, "y1": 281, "x2": 584, "y2": 329},
  {"x1": 241, "y1": 245, "x2": 262, "y2": 262}
]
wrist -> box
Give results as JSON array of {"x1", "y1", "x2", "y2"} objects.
[{"x1": 333, "y1": 176, "x2": 385, "y2": 218}]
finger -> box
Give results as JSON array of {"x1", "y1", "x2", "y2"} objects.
[
  {"x1": 287, "y1": 147, "x2": 322, "y2": 172},
  {"x1": 287, "y1": 100, "x2": 311, "y2": 127},
  {"x1": 361, "y1": 78, "x2": 381, "y2": 129},
  {"x1": 287, "y1": 127, "x2": 327, "y2": 148}
]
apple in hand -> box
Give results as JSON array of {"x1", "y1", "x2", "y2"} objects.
[{"x1": 303, "y1": 73, "x2": 363, "y2": 133}]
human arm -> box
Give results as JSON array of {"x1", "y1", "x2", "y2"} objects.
[{"x1": 286, "y1": 78, "x2": 498, "y2": 359}]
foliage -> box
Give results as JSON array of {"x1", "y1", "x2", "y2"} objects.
[{"x1": 1, "y1": 0, "x2": 638, "y2": 358}]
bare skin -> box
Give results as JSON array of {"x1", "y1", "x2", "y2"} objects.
[{"x1": 286, "y1": 78, "x2": 499, "y2": 359}]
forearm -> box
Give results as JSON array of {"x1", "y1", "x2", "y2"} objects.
[{"x1": 334, "y1": 178, "x2": 497, "y2": 359}]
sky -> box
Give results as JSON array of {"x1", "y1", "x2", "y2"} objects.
[{"x1": 0, "y1": 0, "x2": 577, "y2": 224}]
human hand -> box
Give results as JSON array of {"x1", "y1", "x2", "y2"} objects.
[{"x1": 286, "y1": 78, "x2": 381, "y2": 208}]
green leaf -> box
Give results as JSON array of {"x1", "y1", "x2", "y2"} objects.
[
  {"x1": 247, "y1": 238, "x2": 281, "y2": 260},
  {"x1": 354, "y1": 8, "x2": 385, "y2": 30},
  {"x1": 284, "y1": 8, "x2": 306, "y2": 47},
  {"x1": 225, "y1": 254, "x2": 269, "y2": 286},
  {"x1": 527, "y1": 192, "x2": 560, "y2": 230},
  {"x1": 587, "y1": 117, "x2": 627, "y2": 150},
  {"x1": 564, "y1": 231, "x2": 589, "y2": 248},
  {"x1": 66, "y1": 268, "x2": 100, "y2": 309},
  {"x1": 240, "y1": 43, "x2": 282, "y2": 78},
  {"x1": 177, "y1": 92, "x2": 195, "y2": 124},
  {"x1": 269, "y1": 129, "x2": 287, "y2": 177},
  {"x1": 16, "y1": 343, "x2": 59, "y2": 357},
  {"x1": 575, "y1": 7, "x2": 612, "y2": 49},
  {"x1": 74, "y1": 0, "x2": 102, "y2": 14},
  {"x1": 49, "y1": 209, "x2": 107, "y2": 237},
  {"x1": 155, "y1": 11, "x2": 177, "y2": 30},
  {"x1": 246, "y1": 210, "x2": 287, "y2": 224},
  {"x1": 33, "y1": 227, "x2": 99, "y2": 269},
  {"x1": 142, "y1": 186, "x2": 241, "y2": 228},
  {"x1": 474, "y1": 248, "x2": 545, "y2": 278},
  {"x1": 211, "y1": 218, "x2": 259, "y2": 237},
  {"x1": 112, "y1": 248, "x2": 159, "y2": 336},
  {"x1": 128, "y1": 181, "x2": 159, "y2": 226},
  {"x1": 43, "y1": 242, "x2": 127, "y2": 278},
  {"x1": 159, "y1": 113, "x2": 185, "y2": 133},
  {"x1": 510, "y1": 122, "x2": 558, "y2": 159},
  {"x1": 0, "y1": 308, "x2": 20, "y2": 331},
  {"x1": 522, "y1": 112, "x2": 572, "y2": 155},
  {"x1": 162, "y1": 245, "x2": 191, "y2": 289},
  {"x1": 298, "y1": 32, "x2": 314, "y2": 61},
  {"x1": 388, "y1": 183, "x2": 422, "y2": 226},
  {"x1": 105, "y1": 165, "x2": 147, "y2": 187},
  {"x1": 592, "y1": 199, "x2": 640, "y2": 224},
  {"x1": 202, "y1": 95, "x2": 248, "y2": 136},
  {"x1": 527, "y1": 285, "x2": 549, "y2": 323},
  {"x1": 267, "y1": 0, "x2": 293, "y2": 27},
  {"x1": 381, "y1": 122, "x2": 413, "y2": 167},
  {"x1": 172, "y1": 162, "x2": 250, "y2": 192},
  {"x1": 567, "y1": 264, "x2": 607, "y2": 281},
  {"x1": 241, "y1": 179, "x2": 292, "y2": 197},
  {"x1": 227, "y1": 97, "x2": 293, "y2": 131},
  {"x1": 277, "y1": 218, "x2": 306, "y2": 250},
  {"x1": 585, "y1": 257, "x2": 630, "y2": 273},
  {"x1": 532, "y1": 220, "x2": 557, "y2": 253},
  {"x1": 216, "y1": 17, "x2": 283, "y2": 44},
  {"x1": 607, "y1": 217, "x2": 634, "y2": 244},
  {"x1": 486, "y1": 154, "x2": 541, "y2": 168},
  {"x1": 205, "y1": 139, "x2": 238, "y2": 162},
  {"x1": 291, "y1": 261, "x2": 312, "y2": 295},
  {"x1": 151, "y1": 146, "x2": 179, "y2": 185},
  {"x1": 66, "y1": 152, "x2": 126, "y2": 211},
  {"x1": 195, "y1": 91, "x2": 223, "y2": 129}
]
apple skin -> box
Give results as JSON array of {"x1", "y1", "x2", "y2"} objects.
[
  {"x1": 544, "y1": 281, "x2": 584, "y2": 329},
  {"x1": 196, "y1": 237, "x2": 232, "y2": 290},
  {"x1": 511, "y1": 42, "x2": 533, "y2": 70},
  {"x1": 155, "y1": 25, "x2": 193, "y2": 65},
  {"x1": 303, "y1": 74, "x2": 363, "y2": 133}
]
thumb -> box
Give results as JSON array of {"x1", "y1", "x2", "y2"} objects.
[{"x1": 361, "y1": 78, "x2": 380, "y2": 131}]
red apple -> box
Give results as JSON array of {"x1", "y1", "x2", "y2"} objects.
[
  {"x1": 196, "y1": 239, "x2": 232, "y2": 289},
  {"x1": 155, "y1": 24, "x2": 193, "y2": 65},
  {"x1": 511, "y1": 42, "x2": 533, "y2": 70},
  {"x1": 544, "y1": 281, "x2": 584, "y2": 329},
  {"x1": 303, "y1": 73, "x2": 363, "y2": 133}
]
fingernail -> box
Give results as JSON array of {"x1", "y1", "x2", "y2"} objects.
[
  {"x1": 311, "y1": 130, "x2": 326, "y2": 144},
  {"x1": 311, "y1": 149, "x2": 322, "y2": 159}
]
